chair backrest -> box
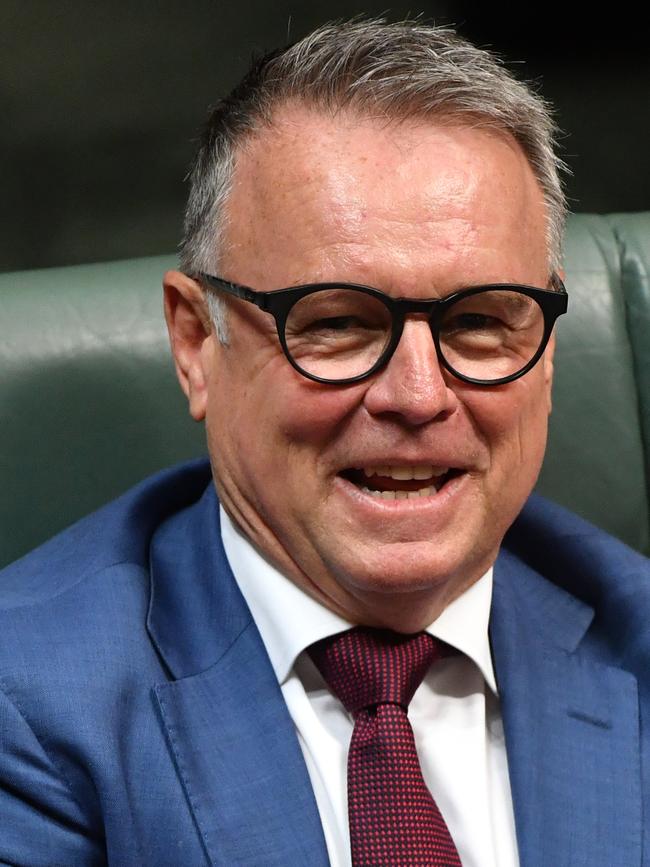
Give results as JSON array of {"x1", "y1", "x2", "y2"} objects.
[
  {"x1": 536, "y1": 213, "x2": 649, "y2": 555},
  {"x1": 1, "y1": 212, "x2": 648, "y2": 567}
]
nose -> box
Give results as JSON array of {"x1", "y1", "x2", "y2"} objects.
[{"x1": 363, "y1": 318, "x2": 459, "y2": 425}]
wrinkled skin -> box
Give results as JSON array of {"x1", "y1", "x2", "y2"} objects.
[{"x1": 164, "y1": 105, "x2": 555, "y2": 632}]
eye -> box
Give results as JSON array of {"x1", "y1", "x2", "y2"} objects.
[
  {"x1": 439, "y1": 289, "x2": 539, "y2": 338},
  {"x1": 307, "y1": 315, "x2": 371, "y2": 333},
  {"x1": 286, "y1": 288, "x2": 392, "y2": 340},
  {"x1": 442, "y1": 312, "x2": 504, "y2": 333}
]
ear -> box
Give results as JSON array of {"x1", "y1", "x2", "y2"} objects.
[
  {"x1": 544, "y1": 265, "x2": 565, "y2": 414},
  {"x1": 163, "y1": 270, "x2": 213, "y2": 421},
  {"x1": 543, "y1": 332, "x2": 556, "y2": 414}
]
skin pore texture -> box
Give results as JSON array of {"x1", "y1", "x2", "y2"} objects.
[{"x1": 164, "y1": 104, "x2": 555, "y2": 633}]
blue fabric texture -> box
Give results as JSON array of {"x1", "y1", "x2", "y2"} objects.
[{"x1": 0, "y1": 458, "x2": 649, "y2": 866}]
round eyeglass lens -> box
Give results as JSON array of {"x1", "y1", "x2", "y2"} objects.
[
  {"x1": 438, "y1": 289, "x2": 545, "y2": 381},
  {"x1": 284, "y1": 287, "x2": 392, "y2": 380}
]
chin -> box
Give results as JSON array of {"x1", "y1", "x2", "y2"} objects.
[{"x1": 332, "y1": 542, "x2": 475, "y2": 598}]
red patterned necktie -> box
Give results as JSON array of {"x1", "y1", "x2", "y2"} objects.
[{"x1": 309, "y1": 627, "x2": 462, "y2": 867}]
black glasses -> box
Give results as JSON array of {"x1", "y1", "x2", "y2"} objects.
[{"x1": 200, "y1": 273, "x2": 568, "y2": 386}]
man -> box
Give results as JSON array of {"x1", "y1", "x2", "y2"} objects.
[{"x1": 1, "y1": 19, "x2": 649, "y2": 867}]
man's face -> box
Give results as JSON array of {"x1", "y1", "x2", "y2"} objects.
[{"x1": 171, "y1": 106, "x2": 555, "y2": 630}]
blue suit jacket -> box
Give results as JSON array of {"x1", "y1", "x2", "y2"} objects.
[{"x1": 1, "y1": 458, "x2": 649, "y2": 866}]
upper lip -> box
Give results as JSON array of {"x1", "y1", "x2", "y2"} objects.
[
  {"x1": 343, "y1": 455, "x2": 471, "y2": 467},
  {"x1": 339, "y1": 459, "x2": 471, "y2": 474}
]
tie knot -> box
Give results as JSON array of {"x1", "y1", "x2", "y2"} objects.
[{"x1": 309, "y1": 627, "x2": 444, "y2": 714}]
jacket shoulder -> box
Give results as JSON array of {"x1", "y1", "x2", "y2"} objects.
[
  {"x1": 505, "y1": 493, "x2": 650, "y2": 588},
  {"x1": 503, "y1": 493, "x2": 650, "y2": 666},
  {"x1": 0, "y1": 458, "x2": 212, "y2": 609}
]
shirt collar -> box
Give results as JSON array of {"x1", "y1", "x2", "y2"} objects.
[{"x1": 220, "y1": 505, "x2": 498, "y2": 696}]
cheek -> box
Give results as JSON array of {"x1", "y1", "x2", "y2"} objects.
[
  {"x1": 464, "y1": 376, "x2": 551, "y2": 473},
  {"x1": 277, "y1": 383, "x2": 366, "y2": 447},
  {"x1": 209, "y1": 371, "x2": 364, "y2": 496}
]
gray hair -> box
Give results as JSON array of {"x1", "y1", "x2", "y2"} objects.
[{"x1": 179, "y1": 19, "x2": 567, "y2": 337}]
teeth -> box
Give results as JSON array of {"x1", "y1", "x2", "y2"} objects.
[
  {"x1": 363, "y1": 466, "x2": 392, "y2": 477},
  {"x1": 361, "y1": 487, "x2": 434, "y2": 500},
  {"x1": 361, "y1": 465, "x2": 449, "y2": 480},
  {"x1": 361, "y1": 487, "x2": 382, "y2": 497}
]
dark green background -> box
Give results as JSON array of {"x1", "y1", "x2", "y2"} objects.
[{"x1": 3, "y1": 1, "x2": 648, "y2": 272}]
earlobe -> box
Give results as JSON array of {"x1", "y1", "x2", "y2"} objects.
[{"x1": 163, "y1": 270, "x2": 213, "y2": 421}]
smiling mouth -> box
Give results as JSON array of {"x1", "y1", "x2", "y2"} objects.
[{"x1": 341, "y1": 465, "x2": 464, "y2": 500}]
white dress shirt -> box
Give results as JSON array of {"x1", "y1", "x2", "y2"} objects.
[{"x1": 221, "y1": 506, "x2": 520, "y2": 867}]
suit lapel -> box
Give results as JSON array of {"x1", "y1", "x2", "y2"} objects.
[
  {"x1": 492, "y1": 550, "x2": 642, "y2": 867},
  {"x1": 147, "y1": 486, "x2": 329, "y2": 866},
  {"x1": 152, "y1": 623, "x2": 330, "y2": 866}
]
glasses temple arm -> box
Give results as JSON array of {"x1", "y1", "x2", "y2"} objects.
[{"x1": 199, "y1": 273, "x2": 270, "y2": 310}]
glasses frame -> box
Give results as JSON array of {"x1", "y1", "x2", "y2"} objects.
[{"x1": 199, "y1": 272, "x2": 568, "y2": 386}]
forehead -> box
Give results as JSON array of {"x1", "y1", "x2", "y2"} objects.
[{"x1": 221, "y1": 104, "x2": 548, "y2": 289}]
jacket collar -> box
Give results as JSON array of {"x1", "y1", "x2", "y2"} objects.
[
  {"x1": 147, "y1": 483, "x2": 329, "y2": 866},
  {"x1": 147, "y1": 482, "x2": 251, "y2": 679}
]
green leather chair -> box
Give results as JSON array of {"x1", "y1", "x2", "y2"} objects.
[{"x1": 1, "y1": 212, "x2": 649, "y2": 568}]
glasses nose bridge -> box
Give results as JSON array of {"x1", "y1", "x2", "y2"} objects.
[
  {"x1": 386, "y1": 296, "x2": 445, "y2": 374},
  {"x1": 390, "y1": 295, "x2": 442, "y2": 344},
  {"x1": 393, "y1": 296, "x2": 440, "y2": 318}
]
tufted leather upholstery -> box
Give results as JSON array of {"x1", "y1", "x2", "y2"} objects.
[{"x1": 1, "y1": 212, "x2": 648, "y2": 567}]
